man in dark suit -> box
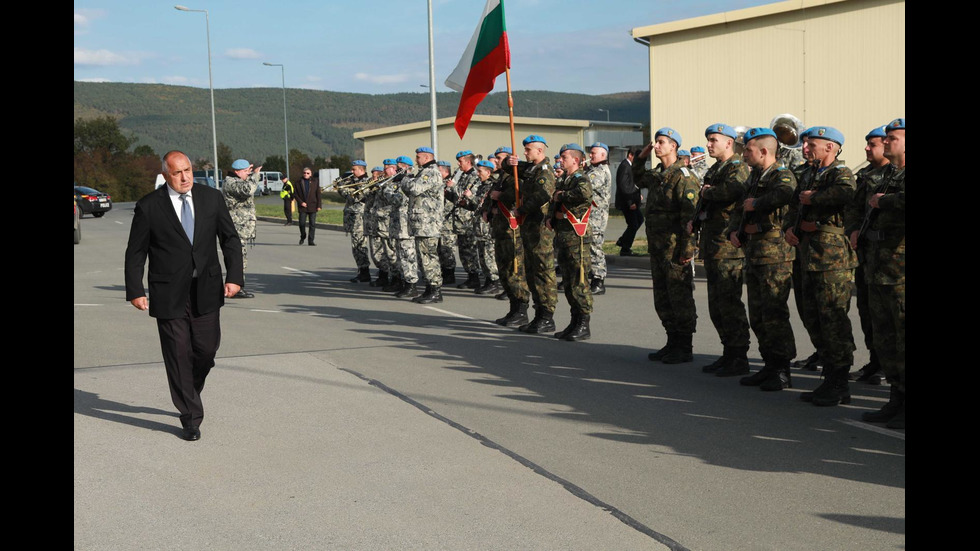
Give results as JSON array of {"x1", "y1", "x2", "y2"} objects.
[
  {"x1": 125, "y1": 150, "x2": 244, "y2": 441},
  {"x1": 614, "y1": 147, "x2": 644, "y2": 256},
  {"x1": 294, "y1": 166, "x2": 321, "y2": 245}
]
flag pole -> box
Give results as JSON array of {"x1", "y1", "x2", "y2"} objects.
[{"x1": 505, "y1": 67, "x2": 519, "y2": 210}]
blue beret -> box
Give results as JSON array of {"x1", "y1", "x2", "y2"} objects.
[
  {"x1": 476, "y1": 160, "x2": 495, "y2": 170},
  {"x1": 396, "y1": 155, "x2": 414, "y2": 166},
  {"x1": 455, "y1": 150, "x2": 472, "y2": 159},
  {"x1": 415, "y1": 146, "x2": 434, "y2": 155},
  {"x1": 494, "y1": 146, "x2": 513, "y2": 155},
  {"x1": 352, "y1": 159, "x2": 367, "y2": 167},
  {"x1": 562, "y1": 143, "x2": 585, "y2": 154},
  {"x1": 655, "y1": 127, "x2": 682, "y2": 147},
  {"x1": 231, "y1": 159, "x2": 250, "y2": 170},
  {"x1": 808, "y1": 126, "x2": 844, "y2": 146},
  {"x1": 690, "y1": 146, "x2": 706, "y2": 153},
  {"x1": 372, "y1": 166, "x2": 384, "y2": 173},
  {"x1": 437, "y1": 160, "x2": 451, "y2": 167},
  {"x1": 383, "y1": 158, "x2": 397, "y2": 166},
  {"x1": 886, "y1": 118, "x2": 905, "y2": 131},
  {"x1": 589, "y1": 142, "x2": 609, "y2": 152},
  {"x1": 677, "y1": 149, "x2": 691, "y2": 157},
  {"x1": 522, "y1": 134, "x2": 547, "y2": 146},
  {"x1": 704, "y1": 123, "x2": 737, "y2": 140},
  {"x1": 865, "y1": 126, "x2": 887, "y2": 141},
  {"x1": 743, "y1": 127, "x2": 777, "y2": 143},
  {"x1": 554, "y1": 154, "x2": 561, "y2": 160}
]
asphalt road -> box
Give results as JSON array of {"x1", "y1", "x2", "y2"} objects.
[{"x1": 74, "y1": 202, "x2": 905, "y2": 550}]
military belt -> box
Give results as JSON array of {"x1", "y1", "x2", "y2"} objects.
[
  {"x1": 746, "y1": 228, "x2": 782, "y2": 241},
  {"x1": 799, "y1": 220, "x2": 845, "y2": 235}
]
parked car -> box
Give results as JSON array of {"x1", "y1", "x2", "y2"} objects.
[
  {"x1": 74, "y1": 185, "x2": 113, "y2": 217},
  {"x1": 74, "y1": 201, "x2": 82, "y2": 244}
]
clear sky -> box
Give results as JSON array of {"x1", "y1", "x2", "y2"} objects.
[{"x1": 74, "y1": 0, "x2": 773, "y2": 94}]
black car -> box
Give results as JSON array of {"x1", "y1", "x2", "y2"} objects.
[{"x1": 74, "y1": 186, "x2": 113, "y2": 217}]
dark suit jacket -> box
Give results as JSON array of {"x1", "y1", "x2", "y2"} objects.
[
  {"x1": 615, "y1": 159, "x2": 641, "y2": 211},
  {"x1": 125, "y1": 184, "x2": 244, "y2": 319},
  {"x1": 294, "y1": 177, "x2": 321, "y2": 213}
]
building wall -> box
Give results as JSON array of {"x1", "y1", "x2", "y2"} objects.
[{"x1": 639, "y1": 0, "x2": 904, "y2": 165}]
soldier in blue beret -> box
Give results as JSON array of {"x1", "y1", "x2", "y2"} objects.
[{"x1": 585, "y1": 141, "x2": 613, "y2": 295}]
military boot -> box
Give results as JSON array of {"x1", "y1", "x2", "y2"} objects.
[
  {"x1": 442, "y1": 268, "x2": 457, "y2": 285},
  {"x1": 810, "y1": 366, "x2": 852, "y2": 407},
  {"x1": 383, "y1": 275, "x2": 402, "y2": 293},
  {"x1": 702, "y1": 347, "x2": 731, "y2": 374},
  {"x1": 476, "y1": 278, "x2": 501, "y2": 295},
  {"x1": 851, "y1": 351, "x2": 882, "y2": 385},
  {"x1": 862, "y1": 386, "x2": 905, "y2": 423},
  {"x1": 495, "y1": 290, "x2": 508, "y2": 300},
  {"x1": 505, "y1": 302, "x2": 530, "y2": 327},
  {"x1": 648, "y1": 334, "x2": 676, "y2": 361},
  {"x1": 555, "y1": 310, "x2": 580, "y2": 340},
  {"x1": 885, "y1": 406, "x2": 905, "y2": 430},
  {"x1": 520, "y1": 308, "x2": 556, "y2": 334},
  {"x1": 557, "y1": 279, "x2": 566, "y2": 291},
  {"x1": 457, "y1": 272, "x2": 480, "y2": 289},
  {"x1": 350, "y1": 267, "x2": 371, "y2": 283},
  {"x1": 395, "y1": 282, "x2": 420, "y2": 298},
  {"x1": 792, "y1": 351, "x2": 820, "y2": 371},
  {"x1": 413, "y1": 285, "x2": 443, "y2": 304},
  {"x1": 589, "y1": 278, "x2": 606, "y2": 295},
  {"x1": 370, "y1": 270, "x2": 389, "y2": 288},
  {"x1": 715, "y1": 347, "x2": 750, "y2": 377},
  {"x1": 662, "y1": 333, "x2": 694, "y2": 364},
  {"x1": 759, "y1": 360, "x2": 792, "y2": 391},
  {"x1": 495, "y1": 300, "x2": 518, "y2": 326},
  {"x1": 562, "y1": 314, "x2": 591, "y2": 341}
]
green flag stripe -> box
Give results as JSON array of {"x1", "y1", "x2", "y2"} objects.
[{"x1": 471, "y1": 3, "x2": 506, "y2": 68}]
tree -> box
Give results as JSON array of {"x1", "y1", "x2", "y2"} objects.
[
  {"x1": 74, "y1": 116, "x2": 134, "y2": 156},
  {"x1": 327, "y1": 154, "x2": 352, "y2": 170},
  {"x1": 263, "y1": 155, "x2": 286, "y2": 174},
  {"x1": 217, "y1": 142, "x2": 233, "y2": 175},
  {"x1": 288, "y1": 148, "x2": 313, "y2": 181},
  {"x1": 133, "y1": 144, "x2": 157, "y2": 158}
]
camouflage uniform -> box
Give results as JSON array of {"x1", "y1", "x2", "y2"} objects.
[
  {"x1": 446, "y1": 168, "x2": 482, "y2": 276},
  {"x1": 585, "y1": 162, "x2": 612, "y2": 280},
  {"x1": 338, "y1": 178, "x2": 370, "y2": 270},
  {"x1": 634, "y1": 159, "x2": 700, "y2": 341},
  {"x1": 365, "y1": 186, "x2": 396, "y2": 275},
  {"x1": 848, "y1": 165, "x2": 904, "y2": 392},
  {"x1": 691, "y1": 158, "x2": 709, "y2": 182},
  {"x1": 468, "y1": 176, "x2": 500, "y2": 284},
  {"x1": 514, "y1": 160, "x2": 557, "y2": 314},
  {"x1": 728, "y1": 163, "x2": 797, "y2": 364},
  {"x1": 786, "y1": 159, "x2": 857, "y2": 370},
  {"x1": 438, "y1": 182, "x2": 457, "y2": 276},
  {"x1": 552, "y1": 168, "x2": 594, "y2": 315},
  {"x1": 486, "y1": 170, "x2": 529, "y2": 303},
  {"x1": 777, "y1": 145, "x2": 805, "y2": 171},
  {"x1": 400, "y1": 161, "x2": 444, "y2": 287},
  {"x1": 788, "y1": 162, "x2": 823, "y2": 368},
  {"x1": 697, "y1": 155, "x2": 751, "y2": 353},
  {"x1": 387, "y1": 177, "x2": 418, "y2": 285},
  {"x1": 223, "y1": 173, "x2": 258, "y2": 269}
]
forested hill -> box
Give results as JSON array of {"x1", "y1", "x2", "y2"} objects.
[{"x1": 73, "y1": 82, "x2": 648, "y2": 162}]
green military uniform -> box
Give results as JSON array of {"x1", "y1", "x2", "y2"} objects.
[
  {"x1": 486, "y1": 168, "x2": 530, "y2": 325},
  {"x1": 634, "y1": 158, "x2": 700, "y2": 362},
  {"x1": 697, "y1": 154, "x2": 751, "y2": 374},
  {"x1": 786, "y1": 158, "x2": 858, "y2": 405},
  {"x1": 514, "y1": 159, "x2": 557, "y2": 326},
  {"x1": 551, "y1": 167, "x2": 594, "y2": 340},
  {"x1": 728, "y1": 161, "x2": 797, "y2": 390},
  {"x1": 790, "y1": 161, "x2": 822, "y2": 369}
]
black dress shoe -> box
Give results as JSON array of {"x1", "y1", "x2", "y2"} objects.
[
  {"x1": 180, "y1": 427, "x2": 201, "y2": 441},
  {"x1": 308, "y1": 241, "x2": 316, "y2": 246}
]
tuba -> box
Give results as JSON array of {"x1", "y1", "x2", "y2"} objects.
[{"x1": 770, "y1": 114, "x2": 805, "y2": 148}]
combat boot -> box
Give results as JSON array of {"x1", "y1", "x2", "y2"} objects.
[
  {"x1": 519, "y1": 309, "x2": 556, "y2": 334},
  {"x1": 792, "y1": 351, "x2": 820, "y2": 371},
  {"x1": 589, "y1": 278, "x2": 606, "y2": 296},
  {"x1": 395, "y1": 282, "x2": 420, "y2": 298},
  {"x1": 862, "y1": 386, "x2": 905, "y2": 423},
  {"x1": 662, "y1": 334, "x2": 693, "y2": 364},
  {"x1": 557, "y1": 279, "x2": 566, "y2": 291},
  {"x1": 555, "y1": 310, "x2": 580, "y2": 340},
  {"x1": 561, "y1": 314, "x2": 591, "y2": 341},
  {"x1": 370, "y1": 270, "x2": 389, "y2": 288},
  {"x1": 495, "y1": 291, "x2": 508, "y2": 300},
  {"x1": 648, "y1": 334, "x2": 676, "y2": 361},
  {"x1": 495, "y1": 300, "x2": 518, "y2": 326},
  {"x1": 442, "y1": 268, "x2": 457, "y2": 285},
  {"x1": 350, "y1": 267, "x2": 371, "y2": 283},
  {"x1": 383, "y1": 275, "x2": 402, "y2": 293},
  {"x1": 811, "y1": 366, "x2": 852, "y2": 407},
  {"x1": 505, "y1": 302, "x2": 529, "y2": 327},
  {"x1": 715, "y1": 347, "x2": 750, "y2": 377},
  {"x1": 458, "y1": 272, "x2": 481, "y2": 289},
  {"x1": 851, "y1": 351, "x2": 882, "y2": 385},
  {"x1": 476, "y1": 278, "x2": 501, "y2": 295},
  {"x1": 702, "y1": 348, "x2": 730, "y2": 374},
  {"x1": 413, "y1": 285, "x2": 443, "y2": 304},
  {"x1": 885, "y1": 406, "x2": 905, "y2": 430},
  {"x1": 759, "y1": 360, "x2": 792, "y2": 391}
]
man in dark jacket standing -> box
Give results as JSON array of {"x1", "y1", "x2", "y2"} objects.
[
  {"x1": 294, "y1": 166, "x2": 321, "y2": 246},
  {"x1": 615, "y1": 147, "x2": 643, "y2": 256}
]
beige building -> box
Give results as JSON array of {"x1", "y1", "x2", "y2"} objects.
[
  {"x1": 353, "y1": 115, "x2": 643, "y2": 168},
  {"x1": 632, "y1": 0, "x2": 905, "y2": 165}
]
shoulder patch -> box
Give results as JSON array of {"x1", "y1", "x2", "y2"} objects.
[
  {"x1": 780, "y1": 177, "x2": 792, "y2": 183},
  {"x1": 685, "y1": 190, "x2": 696, "y2": 201},
  {"x1": 680, "y1": 167, "x2": 691, "y2": 177}
]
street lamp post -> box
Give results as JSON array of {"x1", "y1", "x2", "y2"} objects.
[
  {"x1": 263, "y1": 62, "x2": 289, "y2": 181},
  {"x1": 598, "y1": 108, "x2": 610, "y2": 122},
  {"x1": 175, "y1": 5, "x2": 219, "y2": 185},
  {"x1": 525, "y1": 99, "x2": 541, "y2": 118}
]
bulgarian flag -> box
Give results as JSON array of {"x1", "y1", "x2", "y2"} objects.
[{"x1": 445, "y1": 0, "x2": 510, "y2": 139}]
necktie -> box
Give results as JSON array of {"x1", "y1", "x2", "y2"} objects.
[{"x1": 180, "y1": 193, "x2": 194, "y2": 244}]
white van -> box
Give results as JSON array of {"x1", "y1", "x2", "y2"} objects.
[{"x1": 260, "y1": 171, "x2": 285, "y2": 194}]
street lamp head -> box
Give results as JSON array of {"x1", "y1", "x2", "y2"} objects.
[{"x1": 175, "y1": 5, "x2": 191, "y2": 11}]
